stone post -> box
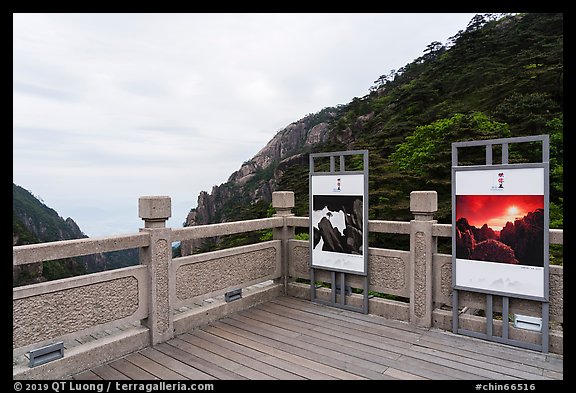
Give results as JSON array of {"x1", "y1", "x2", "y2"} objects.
[
  {"x1": 409, "y1": 191, "x2": 437, "y2": 328},
  {"x1": 138, "y1": 196, "x2": 174, "y2": 345},
  {"x1": 272, "y1": 191, "x2": 295, "y2": 294}
]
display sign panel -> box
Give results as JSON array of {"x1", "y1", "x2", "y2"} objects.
[
  {"x1": 310, "y1": 173, "x2": 367, "y2": 274},
  {"x1": 454, "y1": 167, "x2": 545, "y2": 298}
]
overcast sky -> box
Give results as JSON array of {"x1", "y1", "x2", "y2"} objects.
[{"x1": 13, "y1": 13, "x2": 479, "y2": 237}]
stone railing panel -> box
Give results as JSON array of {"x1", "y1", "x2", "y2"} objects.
[
  {"x1": 288, "y1": 239, "x2": 310, "y2": 279},
  {"x1": 173, "y1": 240, "x2": 281, "y2": 307},
  {"x1": 288, "y1": 240, "x2": 410, "y2": 297},
  {"x1": 432, "y1": 255, "x2": 562, "y2": 323},
  {"x1": 13, "y1": 265, "x2": 148, "y2": 351},
  {"x1": 433, "y1": 253, "x2": 453, "y2": 305},
  {"x1": 368, "y1": 248, "x2": 410, "y2": 298},
  {"x1": 549, "y1": 265, "x2": 563, "y2": 322}
]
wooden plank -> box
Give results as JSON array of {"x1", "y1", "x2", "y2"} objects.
[
  {"x1": 411, "y1": 338, "x2": 552, "y2": 379},
  {"x1": 220, "y1": 315, "x2": 394, "y2": 379},
  {"x1": 277, "y1": 296, "x2": 423, "y2": 332},
  {"x1": 249, "y1": 300, "x2": 497, "y2": 380},
  {"x1": 543, "y1": 369, "x2": 563, "y2": 380},
  {"x1": 108, "y1": 358, "x2": 159, "y2": 380},
  {"x1": 202, "y1": 324, "x2": 345, "y2": 380},
  {"x1": 238, "y1": 306, "x2": 465, "y2": 380},
  {"x1": 383, "y1": 368, "x2": 428, "y2": 380},
  {"x1": 139, "y1": 347, "x2": 216, "y2": 380},
  {"x1": 542, "y1": 356, "x2": 564, "y2": 374},
  {"x1": 406, "y1": 346, "x2": 524, "y2": 380},
  {"x1": 422, "y1": 327, "x2": 550, "y2": 359},
  {"x1": 280, "y1": 322, "x2": 464, "y2": 380},
  {"x1": 274, "y1": 297, "x2": 563, "y2": 379},
  {"x1": 246, "y1": 304, "x2": 546, "y2": 379},
  {"x1": 248, "y1": 306, "x2": 411, "y2": 356},
  {"x1": 247, "y1": 307, "x2": 403, "y2": 358},
  {"x1": 167, "y1": 336, "x2": 275, "y2": 380},
  {"x1": 72, "y1": 370, "x2": 102, "y2": 380},
  {"x1": 73, "y1": 295, "x2": 561, "y2": 380},
  {"x1": 231, "y1": 310, "x2": 303, "y2": 339},
  {"x1": 419, "y1": 329, "x2": 563, "y2": 373},
  {"x1": 179, "y1": 332, "x2": 305, "y2": 380},
  {"x1": 124, "y1": 352, "x2": 188, "y2": 380},
  {"x1": 420, "y1": 329, "x2": 545, "y2": 361},
  {"x1": 211, "y1": 319, "x2": 371, "y2": 380},
  {"x1": 90, "y1": 364, "x2": 131, "y2": 380},
  {"x1": 269, "y1": 297, "x2": 425, "y2": 337},
  {"x1": 294, "y1": 299, "x2": 549, "y2": 379},
  {"x1": 193, "y1": 329, "x2": 314, "y2": 380},
  {"x1": 156, "y1": 341, "x2": 246, "y2": 380},
  {"x1": 220, "y1": 306, "x2": 450, "y2": 379},
  {"x1": 268, "y1": 297, "x2": 331, "y2": 321}
]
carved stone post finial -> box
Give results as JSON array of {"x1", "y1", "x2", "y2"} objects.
[
  {"x1": 272, "y1": 191, "x2": 295, "y2": 217},
  {"x1": 139, "y1": 196, "x2": 171, "y2": 228}
]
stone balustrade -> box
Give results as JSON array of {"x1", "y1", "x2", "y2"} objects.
[{"x1": 13, "y1": 191, "x2": 563, "y2": 379}]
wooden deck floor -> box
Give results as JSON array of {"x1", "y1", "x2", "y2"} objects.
[{"x1": 72, "y1": 296, "x2": 563, "y2": 381}]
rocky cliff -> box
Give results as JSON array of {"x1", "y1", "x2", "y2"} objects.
[{"x1": 181, "y1": 109, "x2": 336, "y2": 254}]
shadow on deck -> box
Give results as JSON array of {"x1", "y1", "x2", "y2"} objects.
[{"x1": 71, "y1": 297, "x2": 563, "y2": 381}]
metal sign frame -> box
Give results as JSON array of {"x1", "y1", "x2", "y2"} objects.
[
  {"x1": 451, "y1": 135, "x2": 550, "y2": 352},
  {"x1": 309, "y1": 150, "x2": 369, "y2": 314}
]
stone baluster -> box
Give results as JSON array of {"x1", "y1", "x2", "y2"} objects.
[
  {"x1": 409, "y1": 191, "x2": 438, "y2": 327},
  {"x1": 272, "y1": 191, "x2": 295, "y2": 294},
  {"x1": 138, "y1": 196, "x2": 174, "y2": 345}
]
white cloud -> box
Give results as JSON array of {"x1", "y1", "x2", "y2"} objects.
[{"x1": 13, "y1": 12, "x2": 479, "y2": 236}]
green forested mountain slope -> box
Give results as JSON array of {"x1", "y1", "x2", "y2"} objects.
[
  {"x1": 13, "y1": 183, "x2": 91, "y2": 285},
  {"x1": 13, "y1": 183, "x2": 138, "y2": 285},
  {"x1": 289, "y1": 12, "x2": 562, "y2": 223},
  {"x1": 188, "y1": 14, "x2": 563, "y2": 257},
  {"x1": 13, "y1": 183, "x2": 89, "y2": 244}
]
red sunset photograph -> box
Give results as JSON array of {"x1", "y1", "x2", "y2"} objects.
[{"x1": 455, "y1": 195, "x2": 544, "y2": 267}]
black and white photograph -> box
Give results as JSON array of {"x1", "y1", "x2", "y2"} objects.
[
  {"x1": 310, "y1": 174, "x2": 367, "y2": 274},
  {"x1": 312, "y1": 195, "x2": 364, "y2": 255}
]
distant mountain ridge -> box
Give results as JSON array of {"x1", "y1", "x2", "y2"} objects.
[
  {"x1": 181, "y1": 13, "x2": 563, "y2": 255},
  {"x1": 13, "y1": 183, "x2": 89, "y2": 245},
  {"x1": 13, "y1": 183, "x2": 138, "y2": 285}
]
